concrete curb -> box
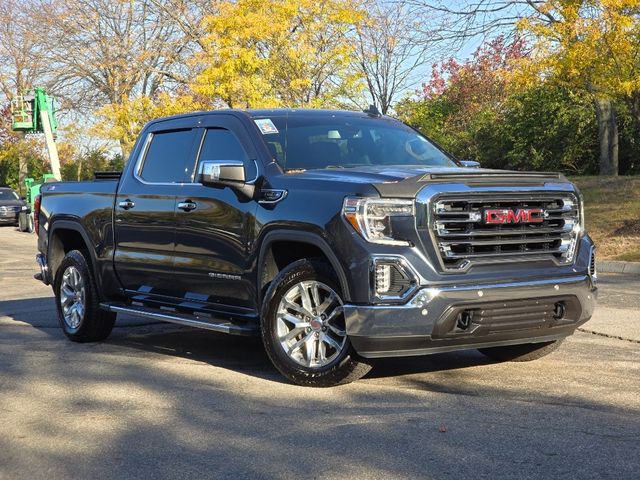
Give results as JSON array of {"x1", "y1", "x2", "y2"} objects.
[{"x1": 598, "y1": 261, "x2": 640, "y2": 274}]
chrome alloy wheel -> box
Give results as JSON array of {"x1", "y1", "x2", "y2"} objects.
[
  {"x1": 59, "y1": 265, "x2": 86, "y2": 330},
  {"x1": 276, "y1": 280, "x2": 347, "y2": 368}
]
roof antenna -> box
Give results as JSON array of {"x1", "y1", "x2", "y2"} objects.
[{"x1": 363, "y1": 104, "x2": 381, "y2": 117}]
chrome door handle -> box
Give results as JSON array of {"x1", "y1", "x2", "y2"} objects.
[
  {"x1": 118, "y1": 199, "x2": 135, "y2": 210},
  {"x1": 177, "y1": 201, "x2": 197, "y2": 212}
]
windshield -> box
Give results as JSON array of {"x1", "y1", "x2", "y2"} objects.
[
  {"x1": 255, "y1": 114, "x2": 457, "y2": 170},
  {"x1": 0, "y1": 189, "x2": 19, "y2": 201}
]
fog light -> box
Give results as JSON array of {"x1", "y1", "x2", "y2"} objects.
[
  {"x1": 370, "y1": 256, "x2": 420, "y2": 303},
  {"x1": 375, "y1": 264, "x2": 391, "y2": 294}
]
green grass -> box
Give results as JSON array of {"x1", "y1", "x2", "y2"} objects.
[{"x1": 571, "y1": 176, "x2": 640, "y2": 262}]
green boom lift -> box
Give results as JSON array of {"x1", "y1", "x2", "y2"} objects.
[{"x1": 10, "y1": 87, "x2": 61, "y2": 232}]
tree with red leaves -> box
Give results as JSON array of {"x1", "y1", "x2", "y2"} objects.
[
  {"x1": 421, "y1": 35, "x2": 527, "y2": 115},
  {"x1": 397, "y1": 35, "x2": 604, "y2": 175}
]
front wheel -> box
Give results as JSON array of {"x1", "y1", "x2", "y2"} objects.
[
  {"x1": 18, "y1": 212, "x2": 28, "y2": 232},
  {"x1": 261, "y1": 259, "x2": 371, "y2": 387},
  {"x1": 54, "y1": 250, "x2": 116, "y2": 342},
  {"x1": 478, "y1": 339, "x2": 564, "y2": 362}
]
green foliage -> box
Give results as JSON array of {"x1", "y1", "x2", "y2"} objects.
[
  {"x1": 398, "y1": 84, "x2": 605, "y2": 175},
  {"x1": 61, "y1": 149, "x2": 123, "y2": 181},
  {"x1": 616, "y1": 103, "x2": 640, "y2": 175},
  {"x1": 499, "y1": 87, "x2": 599, "y2": 173}
]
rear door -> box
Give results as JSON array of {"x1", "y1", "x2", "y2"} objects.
[
  {"x1": 114, "y1": 119, "x2": 200, "y2": 301},
  {"x1": 172, "y1": 115, "x2": 260, "y2": 313}
]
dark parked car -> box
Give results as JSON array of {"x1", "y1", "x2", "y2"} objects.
[
  {"x1": 0, "y1": 187, "x2": 27, "y2": 227},
  {"x1": 33, "y1": 109, "x2": 597, "y2": 387}
]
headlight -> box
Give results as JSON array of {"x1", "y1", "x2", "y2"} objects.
[
  {"x1": 21, "y1": 205, "x2": 28, "y2": 211},
  {"x1": 342, "y1": 197, "x2": 414, "y2": 246}
]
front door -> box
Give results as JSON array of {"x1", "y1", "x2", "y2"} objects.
[
  {"x1": 172, "y1": 116, "x2": 260, "y2": 314},
  {"x1": 114, "y1": 121, "x2": 199, "y2": 301}
]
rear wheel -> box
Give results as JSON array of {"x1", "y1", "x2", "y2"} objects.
[
  {"x1": 261, "y1": 259, "x2": 371, "y2": 387},
  {"x1": 54, "y1": 250, "x2": 115, "y2": 342},
  {"x1": 478, "y1": 339, "x2": 564, "y2": 362}
]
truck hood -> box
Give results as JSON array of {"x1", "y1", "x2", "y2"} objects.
[{"x1": 286, "y1": 165, "x2": 568, "y2": 198}]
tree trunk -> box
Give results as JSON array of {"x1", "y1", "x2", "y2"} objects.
[
  {"x1": 118, "y1": 139, "x2": 130, "y2": 163},
  {"x1": 594, "y1": 97, "x2": 618, "y2": 176}
]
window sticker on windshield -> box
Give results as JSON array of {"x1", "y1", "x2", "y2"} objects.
[{"x1": 254, "y1": 118, "x2": 279, "y2": 135}]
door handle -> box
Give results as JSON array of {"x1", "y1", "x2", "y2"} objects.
[
  {"x1": 118, "y1": 199, "x2": 135, "y2": 210},
  {"x1": 177, "y1": 201, "x2": 197, "y2": 212}
]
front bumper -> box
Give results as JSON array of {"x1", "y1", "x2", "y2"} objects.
[
  {"x1": 344, "y1": 275, "x2": 597, "y2": 358},
  {"x1": 0, "y1": 213, "x2": 18, "y2": 223}
]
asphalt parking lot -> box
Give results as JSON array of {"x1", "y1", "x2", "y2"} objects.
[{"x1": 1, "y1": 226, "x2": 638, "y2": 480}]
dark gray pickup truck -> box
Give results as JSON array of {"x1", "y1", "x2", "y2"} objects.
[{"x1": 34, "y1": 108, "x2": 597, "y2": 386}]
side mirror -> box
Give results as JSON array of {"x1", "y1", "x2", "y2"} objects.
[
  {"x1": 198, "y1": 159, "x2": 255, "y2": 200},
  {"x1": 460, "y1": 160, "x2": 481, "y2": 168},
  {"x1": 199, "y1": 160, "x2": 246, "y2": 185},
  {"x1": 20, "y1": 196, "x2": 26, "y2": 201}
]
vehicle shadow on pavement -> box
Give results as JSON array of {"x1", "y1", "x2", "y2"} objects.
[
  {"x1": 2, "y1": 300, "x2": 640, "y2": 479},
  {"x1": 106, "y1": 326, "x2": 501, "y2": 386},
  {"x1": 368, "y1": 349, "x2": 495, "y2": 381},
  {"x1": 2, "y1": 297, "x2": 500, "y2": 385},
  {"x1": 3, "y1": 300, "x2": 509, "y2": 394},
  {"x1": 109, "y1": 326, "x2": 288, "y2": 384}
]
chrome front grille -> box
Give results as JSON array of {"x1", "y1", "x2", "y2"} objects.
[
  {"x1": 430, "y1": 193, "x2": 580, "y2": 270},
  {"x1": 0, "y1": 205, "x2": 20, "y2": 213}
]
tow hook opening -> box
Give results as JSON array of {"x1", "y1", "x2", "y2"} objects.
[
  {"x1": 553, "y1": 301, "x2": 566, "y2": 320},
  {"x1": 456, "y1": 310, "x2": 474, "y2": 331}
]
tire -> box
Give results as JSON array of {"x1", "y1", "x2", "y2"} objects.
[
  {"x1": 18, "y1": 213, "x2": 27, "y2": 232},
  {"x1": 261, "y1": 258, "x2": 372, "y2": 387},
  {"x1": 27, "y1": 212, "x2": 34, "y2": 233},
  {"x1": 478, "y1": 339, "x2": 564, "y2": 362},
  {"x1": 53, "y1": 250, "x2": 116, "y2": 342}
]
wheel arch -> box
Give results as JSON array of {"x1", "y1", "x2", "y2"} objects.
[
  {"x1": 48, "y1": 220, "x2": 101, "y2": 292},
  {"x1": 257, "y1": 230, "x2": 351, "y2": 306}
]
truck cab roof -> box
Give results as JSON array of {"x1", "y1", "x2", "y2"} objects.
[{"x1": 144, "y1": 108, "x2": 386, "y2": 127}]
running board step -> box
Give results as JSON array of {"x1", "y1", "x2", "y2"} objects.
[{"x1": 100, "y1": 303, "x2": 258, "y2": 336}]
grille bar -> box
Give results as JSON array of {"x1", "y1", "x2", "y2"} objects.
[
  {"x1": 439, "y1": 237, "x2": 564, "y2": 246},
  {"x1": 430, "y1": 193, "x2": 580, "y2": 270},
  {"x1": 434, "y1": 226, "x2": 574, "y2": 237},
  {"x1": 442, "y1": 248, "x2": 567, "y2": 260}
]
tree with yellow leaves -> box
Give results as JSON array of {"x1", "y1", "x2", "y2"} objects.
[
  {"x1": 515, "y1": 0, "x2": 640, "y2": 175},
  {"x1": 192, "y1": 0, "x2": 365, "y2": 109},
  {"x1": 94, "y1": 93, "x2": 206, "y2": 157}
]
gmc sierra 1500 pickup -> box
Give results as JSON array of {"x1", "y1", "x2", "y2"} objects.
[{"x1": 34, "y1": 108, "x2": 597, "y2": 387}]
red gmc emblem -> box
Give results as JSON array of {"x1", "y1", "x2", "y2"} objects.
[{"x1": 484, "y1": 208, "x2": 544, "y2": 224}]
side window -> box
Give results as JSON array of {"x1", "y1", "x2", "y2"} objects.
[
  {"x1": 139, "y1": 129, "x2": 195, "y2": 183},
  {"x1": 198, "y1": 128, "x2": 256, "y2": 180}
]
